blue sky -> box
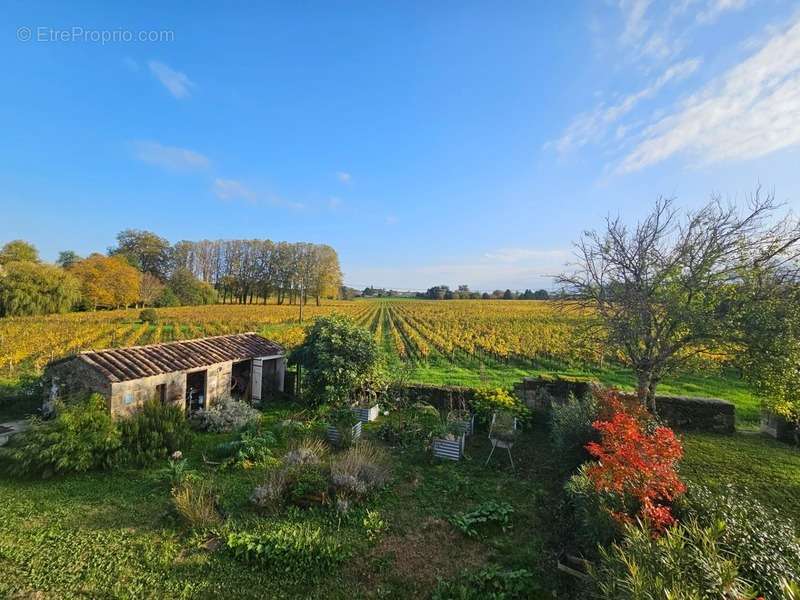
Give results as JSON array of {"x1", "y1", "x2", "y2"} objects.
[{"x1": 2, "y1": 1, "x2": 800, "y2": 291}]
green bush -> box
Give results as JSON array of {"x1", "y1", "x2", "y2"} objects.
[
  {"x1": 286, "y1": 463, "x2": 329, "y2": 507},
  {"x1": 117, "y1": 399, "x2": 191, "y2": 466},
  {"x1": 564, "y1": 464, "x2": 620, "y2": 554},
  {"x1": 226, "y1": 523, "x2": 345, "y2": 578},
  {"x1": 471, "y1": 387, "x2": 530, "y2": 426},
  {"x1": 591, "y1": 519, "x2": 754, "y2": 600},
  {"x1": 0, "y1": 394, "x2": 120, "y2": 478},
  {"x1": 213, "y1": 423, "x2": 278, "y2": 469},
  {"x1": 676, "y1": 483, "x2": 800, "y2": 598},
  {"x1": 139, "y1": 308, "x2": 158, "y2": 324},
  {"x1": 549, "y1": 393, "x2": 598, "y2": 471},
  {"x1": 431, "y1": 565, "x2": 538, "y2": 600},
  {"x1": 290, "y1": 314, "x2": 385, "y2": 406}
]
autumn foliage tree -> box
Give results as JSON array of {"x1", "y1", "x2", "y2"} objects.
[
  {"x1": 585, "y1": 391, "x2": 686, "y2": 533},
  {"x1": 70, "y1": 254, "x2": 141, "y2": 309}
]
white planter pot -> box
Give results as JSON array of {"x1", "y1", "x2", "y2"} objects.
[
  {"x1": 449, "y1": 414, "x2": 475, "y2": 436},
  {"x1": 432, "y1": 434, "x2": 464, "y2": 461},
  {"x1": 326, "y1": 421, "x2": 362, "y2": 446},
  {"x1": 352, "y1": 405, "x2": 380, "y2": 423}
]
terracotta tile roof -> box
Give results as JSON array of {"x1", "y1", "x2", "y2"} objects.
[{"x1": 76, "y1": 333, "x2": 283, "y2": 382}]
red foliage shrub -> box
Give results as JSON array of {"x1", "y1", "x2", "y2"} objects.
[{"x1": 585, "y1": 390, "x2": 686, "y2": 534}]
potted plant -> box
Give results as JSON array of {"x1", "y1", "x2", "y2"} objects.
[
  {"x1": 431, "y1": 421, "x2": 465, "y2": 461},
  {"x1": 352, "y1": 400, "x2": 380, "y2": 423},
  {"x1": 444, "y1": 391, "x2": 474, "y2": 436},
  {"x1": 447, "y1": 408, "x2": 475, "y2": 436},
  {"x1": 326, "y1": 406, "x2": 362, "y2": 447}
]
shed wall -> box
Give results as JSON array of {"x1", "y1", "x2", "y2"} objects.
[{"x1": 109, "y1": 360, "x2": 233, "y2": 417}]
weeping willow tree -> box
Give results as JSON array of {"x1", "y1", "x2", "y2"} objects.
[{"x1": 0, "y1": 261, "x2": 81, "y2": 317}]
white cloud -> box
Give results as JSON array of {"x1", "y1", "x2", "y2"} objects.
[
  {"x1": 336, "y1": 171, "x2": 352, "y2": 184},
  {"x1": 213, "y1": 179, "x2": 255, "y2": 202},
  {"x1": 549, "y1": 58, "x2": 700, "y2": 154},
  {"x1": 619, "y1": 0, "x2": 653, "y2": 44},
  {"x1": 148, "y1": 60, "x2": 194, "y2": 99},
  {"x1": 618, "y1": 14, "x2": 800, "y2": 173},
  {"x1": 132, "y1": 141, "x2": 210, "y2": 171},
  {"x1": 697, "y1": 0, "x2": 747, "y2": 24}
]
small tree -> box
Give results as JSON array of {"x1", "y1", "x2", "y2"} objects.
[
  {"x1": 0, "y1": 261, "x2": 81, "y2": 316},
  {"x1": 290, "y1": 314, "x2": 385, "y2": 406},
  {"x1": 0, "y1": 240, "x2": 39, "y2": 265},
  {"x1": 558, "y1": 191, "x2": 800, "y2": 410}
]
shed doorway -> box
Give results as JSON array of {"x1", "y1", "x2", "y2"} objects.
[
  {"x1": 231, "y1": 360, "x2": 252, "y2": 401},
  {"x1": 186, "y1": 370, "x2": 207, "y2": 415}
]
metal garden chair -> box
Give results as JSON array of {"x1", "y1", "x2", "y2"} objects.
[{"x1": 485, "y1": 410, "x2": 518, "y2": 468}]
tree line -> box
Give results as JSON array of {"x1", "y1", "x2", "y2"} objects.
[
  {"x1": 417, "y1": 285, "x2": 551, "y2": 300},
  {"x1": 0, "y1": 230, "x2": 343, "y2": 317}
]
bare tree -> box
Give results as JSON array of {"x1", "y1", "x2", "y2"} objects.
[{"x1": 558, "y1": 189, "x2": 800, "y2": 411}]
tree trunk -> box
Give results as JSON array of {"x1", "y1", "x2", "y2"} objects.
[
  {"x1": 636, "y1": 371, "x2": 651, "y2": 406},
  {"x1": 647, "y1": 377, "x2": 660, "y2": 415}
]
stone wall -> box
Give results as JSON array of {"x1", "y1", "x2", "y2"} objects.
[
  {"x1": 394, "y1": 383, "x2": 477, "y2": 411},
  {"x1": 628, "y1": 394, "x2": 736, "y2": 434},
  {"x1": 43, "y1": 358, "x2": 112, "y2": 411},
  {"x1": 110, "y1": 361, "x2": 233, "y2": 418}
]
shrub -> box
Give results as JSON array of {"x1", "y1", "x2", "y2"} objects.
[
  {"x1": 251, "y1": 468, "x2": 290, "y2": 513},
  {"x1": 283, "y1": 438, "x2": 329, "y2": 467},
  {"x1": 431, "y1": 565, "x2": 537, "y2": 600},
  {"x1": 471, "y1": 387, "x2": 530, "y2": 426},
  {"x1": 330, "y1": 441, "x2": 391, "y2": 512},
  {"x1": 585, "y1": 400, "x2": 685, "y2": 533},
  {"x1": 450, "y1": 501, "x2": 514, "y2": 538},
  {"x1": 190, "y1": 396, "x2": 260, "y2": 433},
  {"x1": 285, "y1": 463, "x2": 329, "y2": 507},
  {"x1": 139, "y1": 308, "x2": 158, "y2": 324},
  {"x1": 0, "y1": 394, "x2": 120, "y2": 478},
  {"x1": 591, "y1": 519, "x2": 753, "y2": 600},
  {"x1": 214, "y1": 423, "x2": 278, "y2": 469},
  {"x1": 290, "y1": 314, "x2": 385, "y2": 406},
  {"x1": 549, "y1": 393, "x2": 598, "y2": 470},
  {"x1": 226, "y1": 523, "x2": 344, "y2": 578},
  {"x1": 171, "y1": 474, "x2": 222, "y2": 529},
  {"x1": 564, "y1": 464, "x2": 621, "y2": 553},
  {"x1": 117, "y1": 399, "x2": 191, "y2": 466},
  {"x1": 677, "y1": 483, "x2": 800, "y2": 598}
]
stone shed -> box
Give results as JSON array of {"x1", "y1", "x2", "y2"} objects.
[{"x1": 43, "y1": 333, "x2": 285, "y2": 418}]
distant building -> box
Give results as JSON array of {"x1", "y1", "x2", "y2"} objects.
[{"x1": 43, "y1": 333, "x2": 285, "y2": 417}]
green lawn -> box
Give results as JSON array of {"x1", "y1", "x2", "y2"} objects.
[{"x1": 681, "y1": 431, "x2": 800, "y2": 524}]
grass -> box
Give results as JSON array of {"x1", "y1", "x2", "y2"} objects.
[
  {"x1": 681, "y1": 431, "x2": 800, "y2": 524},
  {"x1": 0, "y1": 398, "x2": 797, "y2": 599}
]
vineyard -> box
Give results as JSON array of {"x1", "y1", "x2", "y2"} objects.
[
  {"x1": 0, "y1": 299, "x2": 598, "y2": 374},
  {"x1": 0, "y1": 298, "x2": 759, "y2": 423}
]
